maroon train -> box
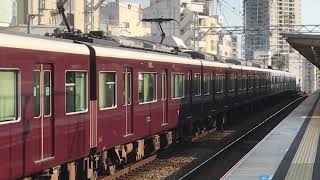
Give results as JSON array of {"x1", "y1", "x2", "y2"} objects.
[{"x1": 0, "y1": 32, "x2": 296, "y2": 179}]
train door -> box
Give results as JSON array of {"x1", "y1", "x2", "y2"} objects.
[
  {"x1": 124, "y1": 68, "x2": 133, "y2": 135},
  {"x1": 34, "y1": 64, "x2": 54, "y2": 162},
  {"x1": 161, "y1": 70, "x2": 168, "y2": 125}
]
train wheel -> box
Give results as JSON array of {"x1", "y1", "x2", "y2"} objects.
[
  {"x1": 89, "y1": 171, "x2": 98, "y2": 180},
  {"x1": 107, "y1": 164, "x2": 116, "y2": 175}
]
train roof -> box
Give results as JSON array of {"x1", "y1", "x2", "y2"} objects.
[{"x1": 0, "y1": 31, "x2": 294, "y2": 77}]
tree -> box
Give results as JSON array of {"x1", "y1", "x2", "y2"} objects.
[{"x1": 272, "y1": 54, "x2": 286, "y2": 70}]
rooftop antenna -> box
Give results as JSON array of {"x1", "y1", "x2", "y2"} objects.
[
  {"x1": 142, "y1": 18, "x2": 179, "y2": 44},
  {"x1": 57, "y1": 0, "x2": 72, "y2": 33}
]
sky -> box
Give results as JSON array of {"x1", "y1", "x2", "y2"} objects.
[
  {"x1": 302, "y1": 0, "x2": 320, "y2": 24},
  {"x1": 122, "y1": 0, "x2": 320, "y2": 26}
]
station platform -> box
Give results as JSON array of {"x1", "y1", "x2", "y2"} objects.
[{"x1": 222, "y1": 90, "x2": 320, "y2": 180}]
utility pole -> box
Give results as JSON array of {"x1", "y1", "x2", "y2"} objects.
[
  {"x1": 193, "y1": 12, "x2": 199, "y2": 51},
  {"x1": 27, "y1": 15, "x2": 36, "y2": 34},
  {"x1": 27, "y1": 14, "x2": 43, "y2": 34},
  {"x1": 84, "y1": 0, "x2": 94, "y2": 33},
  {"x1": 84, "y1": 0, "x2": 107, "y2": 33}
]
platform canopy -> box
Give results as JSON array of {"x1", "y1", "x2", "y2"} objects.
[{"x1": 282, "y1": 33, "x2": 320, "y2": 68}]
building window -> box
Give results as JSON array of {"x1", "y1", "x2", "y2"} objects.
[
  {"x1": 193, "y1": 73, "x2": 201, "y2": 96},
  {"x1": 0, "y1": 70, "x2": 19, "y2": 122},
  {"x1": 203, "y1": 73, "x2": 210, "y2": 95},
  {"x1": 138, "y1": 73, "x2": 156, "y2": 103},
  {"x1": 215, "y1": 74, "x2": 224, "y2": 93},
  {"x1": 39, "y1": 0, "x2": 46, "y2": 11},
  {"x1": 123, "y1": 72, "x2": 132, "y2": 105},
  {"x1": 172, "y1": 73, "x2": 184, "y2": 99},
  {"x1": 99, "y1": 72, "x2": 116, "y2": 109},
  {"x1": 228, "y1": 74, "x2": 235, "y2": 91},
  {"x1": 66, "y1": 71, "x2": 87, "y2": 114}
]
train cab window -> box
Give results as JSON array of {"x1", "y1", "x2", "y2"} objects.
[
  {"x1": 215, "y1": 74, "x2": 224, "y2": 93},
  {"x1": 99, "y1": 72, "x2": 116, "y2": 109},
  {"x1": 193, "y1": 73, "x2": 201, "y2": 96},
  {"x1": 138, "y1": 73, "x2": 156, "y2": 103},
  {"x1": 65, "y1": 71, "x2": 87, "y2": 114},
  {"x1": 172, "y1": 73, "x2": 185, "y2": 99},
  {"x1": 228, "y1": 74, "x2": 235, "y2": 92},
  {"x1": 0, "y1": 70, "x2": 19, "y2": 122},
  {"x1": 203, "y1": 73, "x2": 210, "y2": 95}
]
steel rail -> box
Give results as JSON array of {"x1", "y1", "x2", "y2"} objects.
[
  {"x1": 100, "y1": 154, "x2": 157, "y2": 180},
  {"x1": 178, "y1": 96, "x2": 304, "y2": 180}
]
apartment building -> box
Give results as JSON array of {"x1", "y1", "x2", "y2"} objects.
[
  {"x1": 143, "y1": 0, "x2": 222, "y2": 55},
  {"x1": 100, "y1": 1, "x2": 150, "y2": 37},
  {"x1": 4, "y1": 0, "x2": 100, "y2": 34},
  {"x1": 244, "y1": 0, "x2": 301, "y2": 60},
  {"x1": 231, "y1": 35, "x2": 241, "y2": 59}
]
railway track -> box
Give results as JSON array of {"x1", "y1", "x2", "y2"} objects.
[
  {"x1": 99, "y1": 155, "x2": 157, "y2": 180},
  {"x1": 96, "y1": 95, "x2": 304, "y2": 180},
  {"x1": 178, "y1": 96, "x2": 305, "y2": 180}
]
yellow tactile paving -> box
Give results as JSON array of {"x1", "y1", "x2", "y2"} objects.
[{"x1": 285, "y1": 102, "x2": 320, "y2": 180}]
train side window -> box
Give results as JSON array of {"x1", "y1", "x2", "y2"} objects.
[
  {"x1": 161, "y1": 73, "x2": 167, "y2": 100},
  {"x1": 65, "y1": 71, "x2": 87, "y2": 114},
  {"x1": 123, "y1": 72, "x2": 132, "y2": 105},
  {"x1": 99, "y1": 72, "x2": 117, "y2": 109},
  {"x1": 215, "y1": 74, "x2": 224, "y2": 93},
  {"x1": 255, "y1": 75, "x2": 259, "y2": 88},
  {"x1": 211, "y1": 74, "x2": 215, "y2": 94},
  {"x1": 193, "y1": 73, "x2": 201, "y2": 96},
  {"x1": 203, "y1": 73, "x2": 210, "y2": 95},
  {"x1": 34, "y1": 71, "x2": 40, "y2": 117},
  {"x1": 138, "y1": 73, "x2": 157, "y2": 103},
  {"x1": 43, "y1": 71, "x2": 52, "y2": 116},
  {"x1": 243, "y1": 75, "x2": 247, "y2": 90},
  {"x1": 238, "y1": 75, "x2": 242, "y2": 90},
  {"x1": 248, "y1": 75, "x2": 253, "y2": 89},
  {"x1": 34, "y1": 70, "x2": 51, "y2": 117},
  {"x1": 172, "y1": 73, "x2": 185, "y2": 99},
  {"x1": 228, "y1": 74, "x2": 235, "y2": 92},
  {"x1": 0, "y1": 70, "x2": 19, "y2": 122}
]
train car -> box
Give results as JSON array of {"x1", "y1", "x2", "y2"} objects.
[{"x1": 0, "y1": 31, "x2": 296, "y2": 179}]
